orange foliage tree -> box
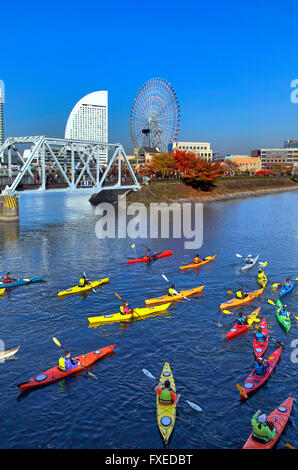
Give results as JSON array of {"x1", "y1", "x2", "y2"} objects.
[{"x1": 172, "y1": 150, "x2": 224, "y2": 190}]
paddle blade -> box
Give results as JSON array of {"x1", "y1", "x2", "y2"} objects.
[
  {"x1": 142, "y1": 368, "x2": 156, "y2": 380},
  {"x1": 236, "y1": 383, "x2": 248, "y2": 399},
  {"x1": 52, "y1": 337, "x2": 62, "y2": 348},
  {"x1": 267, "y1": 299, "x2": 275, "y2": 306},
  {"x1": 223, "y1": 310, "x2": 232, "y2": 314},
  {"x1": 252, "y1": 318, "x2": 260, "y2": 323},
  {"x1": 271, "y1": 283, "x2": 280, "y2": 288},
  {"x1": 185, "y1": 400, "x2": 202, "y2": 412},
  {"x1": 88, "y1": 371, "x2": 97, "y2": 380},
  {"x1": 295, "y1": 316, "x2": 298, "y2": 321},
  {"x1": 114, "y1": 292, "x2": 121, "y2": 300},
  {"x1": 162, "y1": 274, "x2": 169, "y2": 283},
  {"x1": 131, "y1": 244, "x2": 135, "y2": 248},
  {"x1": 285, "y1": 443, "x2": 295, "y2": 449},
  {"x1": 236, "y1": 254, "x2": 243, "y2": 258},
  {"x1": 227, "y1": 290, "x2": 234, "y2": 295}
]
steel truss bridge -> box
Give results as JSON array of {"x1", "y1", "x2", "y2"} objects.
[{"x1": 0, "y1": 136, "x2": 140, "y2": 196}]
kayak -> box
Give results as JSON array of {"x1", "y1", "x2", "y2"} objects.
[
  {"x1": 226, "y1": 307, "x2": 260, "y2": 340},
  {"x1": 276, "y1": 299, "x2": 291, "y2": 333},
  {"x1": 239, "y1": 347, "x2": 282, "y2": 399},
  {"x1": 253, "y1": 318, "x2": 268, "y2": 360},
  {"x1": 220, "y1": 288, "x2": 264, "y2": 311},
  {"x1": 241, "y1": 255, "x2": 259, "y2": 271},
  {"x1": 88, "y1": 303, "x2": 171, "y2": 324},
  {"x1": 243, "y1": 396, "x2": 293, "y2": 449},
  {"x1": 0, "y1": 345, "x2": 20, "y2": 360},
  {"x1": 280, "y1": 277, "x2": 295, "y2": 297},
  {"x1": 127, "y1": 250, "x2": 172, "y2": 264},
  {"x1": 0, "y1": 275, "x2": 46, "y2": 289},
  {"x1": 17, "y1": 344, "x2": 115, "y2": 392},
  {"x1": 257, "y1": 274, "x2": 267, "y2": 288},
  {"x1": 179, "y1": 255, "x2": 216, "y2": 271},
  {"x1": 156, "y1": 362, "x2": 176, "y2": 445},
  {"x1": 145, "y1": 285, "x2": 205, "y2": 306},
  {"x1": 57, "y1": 278, "x2": 109, "y2": 297}
]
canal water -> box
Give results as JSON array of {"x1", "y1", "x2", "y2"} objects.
[{"x1": 0, "y1": 190, "x2": 297, "y2": 449}]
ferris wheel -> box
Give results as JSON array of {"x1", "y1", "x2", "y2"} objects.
[{"x1": 129, "y1": 78, "x2": 180, "y2": 152}]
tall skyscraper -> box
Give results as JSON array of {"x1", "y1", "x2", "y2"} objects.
[
  {"x1": 65, "y1": 91, "x2": 108, "y2": 165},
  {"x1": 0, "y1": 85, "x2": 4, "y2": 146}
]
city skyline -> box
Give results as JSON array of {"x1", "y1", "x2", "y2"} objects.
[{"x1": 1, "y1": 0, "x2": 298, "y2": 155}]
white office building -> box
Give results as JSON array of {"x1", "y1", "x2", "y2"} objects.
[
  {"x1": 169, "y1": 141, "x2": 213, "y2": 161},
  {"x1": 65, "y1": 91, "x2": 108, "y2": 165}
]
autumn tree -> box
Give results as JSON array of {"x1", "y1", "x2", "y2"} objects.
[
  {"x1": 151, "y1": 152, "x2": 176, "y2": 177},
  {"x1": 223, "y1": 160, "x2": 240, "y2": 176},
  {"x1": 172, "y1": 150, "x2": 224, "y2": 190}
]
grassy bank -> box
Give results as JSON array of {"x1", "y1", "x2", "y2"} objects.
[{"x1": 126, "y1": 176, "x2": 298, "y2": 203}]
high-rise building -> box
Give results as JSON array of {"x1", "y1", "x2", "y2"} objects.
[
  {"x1": 65, "y1": 91, "x2": 108, "y2": 165},
  {"x1": 0, "y1": 86, "x2": 4, "y2": 146}
]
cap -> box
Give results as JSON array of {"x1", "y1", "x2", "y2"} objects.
[{"x1": 257, "y1": 414, "x2": 267, "y2": 423}]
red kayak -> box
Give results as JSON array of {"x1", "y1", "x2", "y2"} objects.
[
  {"x1": 253, "y1": 318, "x2": 268, "y2": 360},
  {"x1": 240, "y1": 347, "x2": 282, "y2": 399},
  {"x1": 226, "y1": 307, "x2": 260, "y2": 340},
  {"x1": 18, "y1": 344, "x2": 115, "y2": 392},
  {"x1": 127, "y1": 250, "x2": 173, "y2": 264},
  {"x1": 243, "y1": 396, "x2": 293, "y2": 449}
]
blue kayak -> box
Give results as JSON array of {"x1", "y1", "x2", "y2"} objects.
[
  {"x1": 280, "y1": 277, "x2": 295, "y2": 297},
  {"x1": 0, "y1": 275, "x2": 46, "y2": 288}
]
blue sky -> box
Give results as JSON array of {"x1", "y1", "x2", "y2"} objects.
[{"x1": 1, "y1": 0, "x2": 298, "y2": 154}]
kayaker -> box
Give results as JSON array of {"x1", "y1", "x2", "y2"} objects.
[
  {"x1": 277, "y1": 303, "x2": 290, "y2": 319},
  {"x1": 245, "y1": 254, "x2": 254, "y2": 265},
  {"x1": 255, "y1": 327, "x2": 268, "y2": 343},
  {"x1": 254, "y1": 357, "x2": 269, "y2": 377},
  {"x1": 78, "y1": 274, "x2": 89, "y2": 287},
  {"x1": 236, "y1": 312, "x2": 249, "y2": 325},
  {"x1": 120, "y1": 301, "x2": 134, "y2": 316},
  {"x1": 235, "y1": 288, "x2": 248, "y2": 299},
  {"x1": 257, "y1": 268, "x2": 266, "y2": 283},
  {"x1": 3, "y1": 272, "x2": 17, "y2": 284},
  {"x1": 251, "y1": 410, "x2": 276, "y2": 443},
  {"x1": 281, "y1": 278, "x2": 291, "y2": 289},
  {"x1": 58, "y1": 351, "x2": 80, "y2": 371},
  {"x1": 155, "y1": 379, "x2": 180, "y2": 406},
  {"x1": 147, "y1": 249, "x2": 157, "y2": 261},
  {"x1": 193, "y1": 254, "x2": 203, "y2": 264},
  {"x1": 168, "y1": 285, "x2": 179, "y2": 297}
]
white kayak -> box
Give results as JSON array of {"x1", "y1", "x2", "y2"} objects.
[
  {"x1": 241, "y1": 254, "x2": 259, "y2": 271},
  {"x1": 0, "y1": 345, "x2": 20, "y2": 360}
]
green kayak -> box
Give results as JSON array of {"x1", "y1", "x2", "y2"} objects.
[{"x1": 276, "y1": 299, "x2": 291, "y2": 333}]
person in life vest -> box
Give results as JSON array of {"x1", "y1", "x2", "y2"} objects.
[
  {"x1": 3, "y1": 272, "x2": 17, "y2": 284},
  {"x1": 281, "y1": 278, "x2": 291, "y2": 289},
  {"x1": 78, "y1": 274, "x2": 89, "y2": 287},
  {"x1": 168, "y1": 285, "x2": 179, "y2": 297},
  {"x1": 245, "y1": 254, "x2": 254, "y2": 265},
  {"x1": 255, "y1": 326, "x2": 268, "y2": 343},
  {"x1": 147, "y1": 249, "x2": 157, "y2": 261},
  {"x1": 120, "y1": 301, "x2": 134, "y2": 315},
  {"x1": 236, "y1": 288, "x2": 248, "y2": 299},
  {"x1": 254, "y1": 357, "x2": 269, "y2": 377},
  {"x1": 257, "y1": 268, "x2": 266, "y2": 284},
  {"x1": 155, "y1": 379, "x2": 180, "y2": 406},
  {"x1": 58, "y1": 351, "x2": 80, "y2": 371},
  {"x1": 277, "y1": 303, "x2": 290, "y2": 319},
  {"x1": 192, "y1": 254, "x2": 203, "y2": 264},
  {"x1": 251, "y1": 410, "x2": 276, "y2": 443},
  {"x1": 236, "y1": 312, "x2": 249, "y2": 325}
]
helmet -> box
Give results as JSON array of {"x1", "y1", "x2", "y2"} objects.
[
  {"x1": 257, "y1": 414, "x2": 267, "y2": 424},
  {"x1": 258, "y1": 357, "x2": 264, "y2": 362},
  {"x1": 248, "y1": 254, "x2": 252, "y2": 258}
]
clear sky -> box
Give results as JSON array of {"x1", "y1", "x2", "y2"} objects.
[{"x1": 1, "y1": 0, "x2": 298, "y2": 155}]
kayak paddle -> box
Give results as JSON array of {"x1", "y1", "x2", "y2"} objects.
[
  {"x1": 52, "y1": 337, "x2": 97, "y2": 379},
  {"x1": 142, "y1": 368, "x2": 202, "y2": 412},
  {"x1": 114, "y1": 292, "x2": 144, "y2": 321},
  {"x1": 236, "y1": 254, "x2": 243, "y2": 258},
  {"x1": 258, "y1": 261, "x2": 268, "y2": 267},
  {"x1": 236, "y1": 385, "x2": 294, "y2": 449},
  {"x1": 161, "y1": 274, "x2": 190, "y2": 301}
]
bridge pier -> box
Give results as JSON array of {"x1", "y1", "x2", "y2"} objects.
[{"x1": 0, "y1": 195, "x2": 19, "y2": 222}]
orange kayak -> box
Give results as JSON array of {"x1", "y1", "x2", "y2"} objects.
[
  {"x1": 180, "y1": 255, "x2": 216, "y2": 271},
  {"x1": 220, "y1": 288, "x2": 264, "y2": 311},
  {"x1": 243, "y1": 396, "x2": 293, "y2": 449},
  {"x1": 18, "y1": 344, "x2": 115, "y2": 392},
  {"x1": 145, "y1": 285, "x2": 204, "y2": 306}
]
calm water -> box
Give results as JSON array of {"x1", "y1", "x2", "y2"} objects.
[{"x1": 0, "y1": 190, "x2": 297, "y2": 449}]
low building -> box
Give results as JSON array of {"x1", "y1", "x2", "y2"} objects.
[
  {"x1": 251, "y1": 148, "x2": 298, "y2": 168},
  {"x1": 228, "y1": 157, "x2": 261, "y2": 174},
  {"x1": 169, "y1": 141, "x2": 213, "y2": 161},
  {"x1": 129, "y1": 146, "x2": 161, "y2": 166}
]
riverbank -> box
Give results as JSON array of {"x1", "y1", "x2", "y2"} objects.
[{"x1": 126, "y1": 176, "x2": 298, "y2": 204}]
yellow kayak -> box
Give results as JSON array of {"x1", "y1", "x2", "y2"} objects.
[
  {"x1": 57, "y1": 278, "x2": 109, "y2": 297},
  {"x1": 145, "y1": 285, "x2": 204, "y2": 306},
  {"x1": 156, "y1": 362, "x2": 176, "y2": 445},
  {"x1": 88, "y1": 303, "x2": 171, "y2": 324},
  {"x1": 180, "y1": 254, "x2": 216, "y2": 271}
]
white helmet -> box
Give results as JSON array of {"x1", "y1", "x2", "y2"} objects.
[
  {"x1": 257, "y1": 414, "x2": 267, "y2": 424},
  {"x1": 248, "y1": 254, "x2": 252, "y2": 258}
]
